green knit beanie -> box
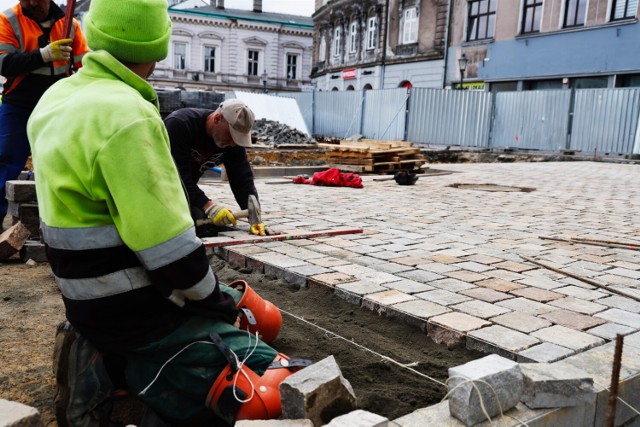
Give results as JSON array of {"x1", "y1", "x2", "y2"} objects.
[{"x1": 85, "y1": 0, "x2": 172, "y2": 63}]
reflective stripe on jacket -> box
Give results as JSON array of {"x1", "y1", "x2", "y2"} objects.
[{"x1": 0, "y1": 2, "x2": 88, "y2": 106}]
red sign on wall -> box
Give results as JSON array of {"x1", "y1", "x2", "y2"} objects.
[{"x1": 342, "y1": 68, "x2": 357, "y2": 80}]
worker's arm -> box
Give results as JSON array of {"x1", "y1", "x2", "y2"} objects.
[
  {"x1": 165, "y1": 115, "x2": 211, "y2": 211},
  {"x1": 222, "y1": 145, "x2": 259, "y2": 210},
  {"x1": 0, "y1": 50, "x2": 46, "y2": 76}
]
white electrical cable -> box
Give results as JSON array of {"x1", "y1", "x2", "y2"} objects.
[
  {"x1": 231, "y1": 329, "x2": 260, "y2": 403},
  {"x1": 138, "y1": 340, "x2": 215, "y2": 396},
  {"x1": 138, "y1": 328, "x2": 261, "y2": 406}
]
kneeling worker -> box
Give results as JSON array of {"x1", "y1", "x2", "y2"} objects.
[
  {"x1": 165, "y1": 102, "x2": 272, "y2": 237},
  {"x1": 28, "y1": 0, "x2": 301, "y2": 425}
]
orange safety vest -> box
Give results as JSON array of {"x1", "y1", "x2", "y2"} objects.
[{"x1": 0, "y1": 3, "x2": 88, "y2": 97}]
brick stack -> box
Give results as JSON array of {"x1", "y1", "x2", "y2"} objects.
[{"x1": 6, "y1": 179, "x2": 46, "y2": 262}]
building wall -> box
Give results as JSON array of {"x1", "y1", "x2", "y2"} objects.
[
  {"x1": 448, "y1": 0, "x2": 640, "y2": 90},
  {"x1": 312, "y1": 0, "x2": 447, "y2": 91},
  {"x1": 150, "y1": 8, "x2": 313, "y2": 93}
]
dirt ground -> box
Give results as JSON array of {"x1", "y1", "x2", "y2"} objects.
[{"x1": 0, "y1": 252, "x2": 481, "y2": 426}]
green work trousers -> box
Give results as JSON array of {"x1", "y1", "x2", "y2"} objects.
[{"x1": 124, "y1": 285, "x2": 278, "y2": 422}]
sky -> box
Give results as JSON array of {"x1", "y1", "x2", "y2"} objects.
[{"x1": 0, "y1": 0, "x2": 315, "y2": 17}]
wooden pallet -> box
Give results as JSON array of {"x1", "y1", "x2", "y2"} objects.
[{"x1": 320, "y1": 139, "x2": 426, "y2": 173}]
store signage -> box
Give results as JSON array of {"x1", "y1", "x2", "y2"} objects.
[{"x1": 342, "y1": 68, "x2": 357, "y2": 80}]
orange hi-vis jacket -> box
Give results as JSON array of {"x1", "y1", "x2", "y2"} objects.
[{"x1": 0, "y1": 2, "x2": 88, "y2": 108}]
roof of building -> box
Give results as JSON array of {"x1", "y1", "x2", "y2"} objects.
[
  {"x1": 169, "y1": 5, "x2": 313, "y2": 29},
  {"x1": 72, "y1": 0, "x2": 312, "y2": 29}
]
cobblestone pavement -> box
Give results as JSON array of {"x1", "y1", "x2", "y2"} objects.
[{"x1": 201, "y1": 161, "x2": 640, "y2": 423}]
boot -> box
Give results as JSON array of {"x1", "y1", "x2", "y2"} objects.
[{"x1": 53, "y1": 321, "x2": 115, "y2": 427}]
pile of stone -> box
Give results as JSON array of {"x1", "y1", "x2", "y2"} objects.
[{"x1": 252, "y1": 119, "x2": 318, "y2": 147}]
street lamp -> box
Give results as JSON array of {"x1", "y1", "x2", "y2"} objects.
[
  {"x1": 261, "y1": 70, "x2": 268, "y2": 93},
  {"x1": 457, "y1": 53, "x2": 468, "y2": 90}
]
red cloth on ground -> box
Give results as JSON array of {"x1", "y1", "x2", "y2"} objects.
[{"x1": 293, "y1": 168, "x2": 363, "y2": 188}]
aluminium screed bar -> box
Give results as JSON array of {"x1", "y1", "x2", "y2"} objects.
[{"x1": 202, "y1": 228, "x2": 363, "y2": 248}]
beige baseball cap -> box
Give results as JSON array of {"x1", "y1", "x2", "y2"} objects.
[{"x1": 217, "y1": 99, "x2": 255, "y2": 147}]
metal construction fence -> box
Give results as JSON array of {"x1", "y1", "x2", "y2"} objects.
[{"x1": 276, "y1": 87, "x2": 640, "y2": 155}]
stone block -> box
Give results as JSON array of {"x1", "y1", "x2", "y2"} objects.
[
  {"x1": 227, "y1": 251, "x2": 247, "y2": 269},
  {"x1": 393, "y1": 402, "x2": 463, "y2": 426},
  {"x1": 517, "y1": 342, "x2": 574, "y2": 363},
  {"x1": 427, "y1": 312, "x2": 491, "y2": 347},
  {"x1": 5, "y1": 180, "x2": 37, "y2": 202},
  {"x1": 246, "y1": 257, "x2": 265, "y2": 273},
  {"x1": 324, "y1": 409, "x2": 390, "y2": 426},
  {"x1": 448, "y1": 354, "x2": 523, "y2": 426},
  {"x1": 235, "y1": 420, "x2": 314, "y2": 427},
  {"x1": 520, "y1": 362, "x2": 595, "y2": 409},
  {"x1": 280, "y1": 355, "x2": 357, "y2": 426},
  {"x1": 19, "y1": 240, "x2": 47, "y2": 263},
  {"x1": 0, "y1": 222, "x2": 30, "y2": 261},
  {"x1": 0, "y1": 399, "x2": 43, "y2": 426},
  {"x1": 11, "y1": 217, "x2": 40, "y2": 239},
  {"x1": 7, "y1": 202, "x2": 39, "y2": 225}
]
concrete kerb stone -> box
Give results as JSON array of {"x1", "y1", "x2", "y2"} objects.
[
  {"x1": 559, "y1": 342, "x2": 640, "y2": 426},
  {"x1": 235, "y1": 421, "x2": 314, "y2": 427},
  {"x1": 519, "y1": 362, "x2": 596, "y2": 409},
  {"x1": 280, "y1": 355, "x2": 357, "y2": 426},
  {"x1": 447, "y1": 354, "x2": 523, "y2": 426},
  {"x1": 323, "y1": 409, "x2": 392, "y2": 427}
]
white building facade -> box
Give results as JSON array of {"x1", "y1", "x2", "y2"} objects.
[{"x1": 149, "y1": 0, "x2": 314, "y2": 93}]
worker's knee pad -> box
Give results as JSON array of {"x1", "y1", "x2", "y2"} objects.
[
  {"x1": 229, "y1": 280, "x2": 282, "y2": 343},
  {"x1": 205, "y1": 353, "x2": 307, "y2": 424}
]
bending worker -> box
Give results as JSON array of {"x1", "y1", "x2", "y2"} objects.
[
  {"x1": 164, "y1": 103, "x2": 271, "y2": 237},
  {"x1": 27, "y1": 0, "x2": 298, "y2": 425},
  {"x1": 0, "y1": 0, "x2": 88, "y2": 222}
]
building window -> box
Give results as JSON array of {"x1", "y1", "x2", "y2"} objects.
[
  {"x1": 611, "y1": 0, "x2": 638, "y2": 20},
  {"x1": 563, "y1": 0, "x2": 586, "y2": 27},
  {"x1": 247, "y1": 50, "x2": 259, "y2": 76},
  {"x1": 349, "y1": 21, "x2": 357, "y2": 53},
  {"x1": 522, "y1": 0, "x2": 543, "y2": 33},
  {"x1": 467, "y1": 0, "x2": 496, "y2": 41},
  {"x1": 402, "y1": 7, "x2": 418, "y2": 44},
  {"x1": 286, "y1": 54, "x2": 298, "y2": 80},
  {"x1": 333, "y1": 26, "x2": 342, "y2": 57},
  {"x1": 174, "y1": 42, "x2": 186, "y2": 70},
  {"x1": 319, "y1": 34, "x2": 327, "y2": 61},
  {"x1": 204, "y1": 46, "x2": 216, "y2": 73},
  {"x1": 366, "y1": 16, "x2": 377, "y2": 49}
]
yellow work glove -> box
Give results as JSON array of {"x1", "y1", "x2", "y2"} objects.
[
  {"x1": 40, "y1": 38, "x2": 72, "y2": 63},
  {"x1": 205, "y1": 203, "x2": 237, "y2": 226},
  {"x1": 250, "y1": 223, "x2": 266, "y2": 236}
]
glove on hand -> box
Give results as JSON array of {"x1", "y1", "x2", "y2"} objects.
[
  {"x1": 205, "y1": 203, "x2": 237, "y2": 226},
  {"x1": 40, "y1": 38, "x2": 72, "y2": 63},
  {"x1": 250, "y1": 223, "x2": 266, "y2": 236}
]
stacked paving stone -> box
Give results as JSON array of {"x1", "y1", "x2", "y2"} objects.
[
  {"x1": 5, "y1": 179, "x2": 46, "y2": 262},
  {"x1": 252, "y1": 119, "x2": 318, "y2": 147}
]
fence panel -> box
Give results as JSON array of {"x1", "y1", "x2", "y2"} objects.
[
  {"x1": 407, "y1": 89, "x2": 492, "y2": 147},
  {"x1": 275, "y1": 91, "x2": 314, "y2": 135},
  {"x1": 313, "y1": 91, "x2": 364, "y2": 138},
  {"x1": 571, "y1": 88, "x2": 640, "y2": 155},
  {"x1": 361, "y1": 88, "x2": 408, "y2": 140},
  {"x1": 492, "y1": 90, "x2": 571, "y2": 150}
]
